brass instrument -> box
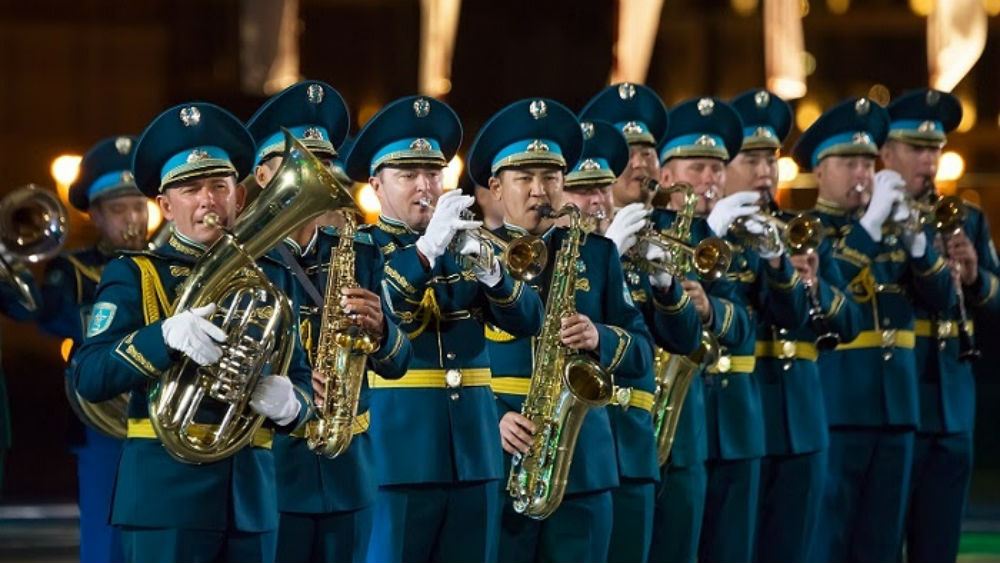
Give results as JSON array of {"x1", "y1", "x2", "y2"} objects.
[
  {"x1": 418, "y1": 196, "x2": 548, "y2": 281},
  {"x1": 149, "y1": 129, "x2": 357, "y2": 464},
  {"x1": 652, "y1": 330, "x2": 720, "y2": 465},
  {"x1": 632, "y1": 182, "x2": 732, "y2": 281},
  {"x1": 147, "y1": 221, "x2": 174, "y2": 250},
  {"x1": 919, "y1": 182, "x2": 979, "y2": 361},
  {"x1": 508, "y1": 203, "x2": 613, "y2": 519},
  {"x1": 0, "y1": 184, "x2": 67, "y2": 311},
  {"x1": 305, "y1": 210, "x2": 379, "y2": 458},
  {"x1": 67, "y1": 380, "x2": 129, "y2": 439}
]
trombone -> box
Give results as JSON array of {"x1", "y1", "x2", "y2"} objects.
[
  {"x1": 0, "y1": 184, "x2": 68, "y2": 311},
  {"x1": 418, "y1": 196, "x2": 549, "y2": 282}
]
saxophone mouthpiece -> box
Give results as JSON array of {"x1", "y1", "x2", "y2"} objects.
[{"x1": 537, "y1": 204, "x2": 555, "y2": 218}]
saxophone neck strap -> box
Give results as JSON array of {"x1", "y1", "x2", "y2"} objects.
[{"x1": 276, "y1": 243, "x2": 324, "y2": 308}]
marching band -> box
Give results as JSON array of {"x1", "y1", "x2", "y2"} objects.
[{"x1": 0, "y1": 80, "x2": 995, "y2": 563}]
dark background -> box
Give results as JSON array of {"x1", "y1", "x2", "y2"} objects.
[{"x1": 1, "y1": 0, "x2": 998, "y2": 516}]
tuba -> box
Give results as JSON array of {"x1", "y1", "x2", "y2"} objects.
[
  {"x1": 305, "y1": 210, "x2": 379, "y2": 458},
  {"x1": 508, "y1": 204, "x2": 613, "y2": 519},
  {"x1": 0, "y1": 184, "x2": 67, "y2": 311},
  {"x1": 149, "y1": 129, "x2": 357, "y2": 464}
]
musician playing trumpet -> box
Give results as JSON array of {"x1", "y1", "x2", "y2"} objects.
[{"x1": 72, "y1": 103, "x2": 314, "y2": 563}]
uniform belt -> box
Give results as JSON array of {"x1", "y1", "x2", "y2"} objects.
[
  {"x1": 290, "y1": 411, "x2": 370, "y2": 439},
  {"x1": 609, "y1": 387, "x2": 655, "y2": 412},
  {"x1": 368, "y1": 368, "x2": 492, "y2": 389},
  {"x1": 914, "y1": 319, "x2": 973, "y2": 339},
  {"x1": 705, "y1": 355, "x2": 756, "y2": 374},
  {"x1": 836, "y1": 329, "x2": 916, "y2": 351},
  {"x1": 126, "y1": 418, "x2": 274, "y2": 449},
  {"x1": 490, "y1": 376, "x2": 530, "y2": 396},
  {"x1": 755, "y1": 340, "x2": 819, "y2": 361}
]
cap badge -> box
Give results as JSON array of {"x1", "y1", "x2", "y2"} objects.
[
  {"x1": 526, "y1": 139, "x2": 550, "y2": 152},
  {"x1": 410, "y1": 138, "x2": 432, "y2": 152},
  {"x1": 413, "y1": 98, "x2": 431, "y2": 118},
  {"x1": 854, "y1": 98, "x2": 871, "y2": 116},
  {"x1": 529, "y1": 99, "x2": 548, "y2": 119},
  {"x1": 754, "y1": 91, "x2": 770, "y2": 108},
  {"x1": 306, "y1": 84, "x2": 324, "y2": 104},
  {"x1": 114, "y1": 136, "x2": 132, "y2": 155},
  {"x1": 618, "y1": 83, "x2": 636, "y2": 100},
  {"x1": 697, "y1": 98, "x2": 715, "y2": 116},
  {"x1": 580, "y1": 122, "x2": 595, "y2": 140},
  {"x1": 179, "y1": 106, "x2": 201, "y2": 127}
]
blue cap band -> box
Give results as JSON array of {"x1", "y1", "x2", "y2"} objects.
[
  {"x1": 491, "y1": 139, "x2": 565, "y2": 174},
  {"x1": 811, "y1": 131, "x2": 878, "y2": 168},
  {"x1": 160, "y1": 145, "x2": 235, "y2": 187},
  {"x1": 255, "y1": 125, "x2": 333, "y2": 166},
  {"x1": 889, "y1": 119, "x2": 944, "y2": 135},
  {"x1": 659, "y1": 133, "x2": 728, "y2": 162},
  {"x1": 88, "y1": 170, "x2": 137, "y2": 202},
  {"x1": 370, "y1": 137, "x2": 445, "y2": 176}
]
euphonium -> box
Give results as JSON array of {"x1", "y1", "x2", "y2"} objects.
[
  {"x1": 0, "y1": 184, "x2": 67, "y2": 311},
  {"x1": 149, "y1": 129, "x2": 357, "y2": 464},
  {"x1": 305, "y1": 210, "x2": 379, "y2": 458},
  {"x1": 508, "y1": 204, "x2": 613, "y2": 520}
]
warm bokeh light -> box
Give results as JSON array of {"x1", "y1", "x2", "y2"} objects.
[
  {"x1": 60, "y1": 338, "x2": 73, "y2": 363},
  {"x1": 957, "y1": 96, "x2": 977, "y2": 133},
  {"x1": 51, "y1": 154, "x2": 82, "y2": 186},
  {"x1": 795, "y1": 99, "x2": 822, "y2": 131},
  {"x1": 987, "y1": 0, "x2": 1000, "y2": 16},
  {"x1": 778, "y1": 157, "x2": 800, "y2": 183},
  {"x1": 868, "y1": 84, "x2": 891, "y2": 107},
  {"x1": 909, "y1": 0, "x2": 932, "y2": 16},
  {"x1": 731, "y1": 0, "x2": 758, "y2": 16},
  {"x1": 936, "y1": 151, "x2": 965, "y2": 182},
  {"x1": 356, "y1": 183, "x2": 381, "y2": 215},
  {"x1": 960, "y1": 188, "x2": 981, "y2": 206},
  {"x1": 147, "y1": 200, "x2": 163, "y2": 233},
  {"x1": 357, "y1": 101, "x2": 382, "y2": 128},
  {"x1": 802, "y1": 51, "x2": 817, "y2": 76},
  {"x1": 442, "y1": 155, "x2": 464, "y2": 191},
  {"x1": 826, "y1": 0, "x2": 849, "y2": 14},
  {"x1": 800, "y1": 0, "x2": 811, "y2": 17}
]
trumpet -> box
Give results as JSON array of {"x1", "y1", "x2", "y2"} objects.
[
  {"x1": 0, "y1": 184, "x2": 68, "y2": 311},
  {"x1": 418, "y1": 196, "x2": 549, "y2": 281}
]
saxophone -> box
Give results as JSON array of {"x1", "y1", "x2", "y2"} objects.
[
  {"x1": 647, "y1": 182, "x2": 723, "y2": 466},
  {"x1": 507, "y1": 204, "x2": 613, "y2": 520},
  {"x1": 149, "y1": 129, "x2": 358, "y2": 464},
  {"x1": 305, "y1": 212, "x2": 378, "y2": 458}
]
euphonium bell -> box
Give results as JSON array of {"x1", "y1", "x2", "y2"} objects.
[{"x1": 0, "y1": 184, "x2": 67, "y2": 311}]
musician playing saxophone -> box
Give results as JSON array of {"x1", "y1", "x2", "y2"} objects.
[
  {"x1": 881, "y1": 89, "x2": 999, "y2": 563},
  {"x1": 794, "y1": 97, "x2": 955, "y2": 563},
  {"x1": 247, "y1": 81, "x2": 412, "y2": 563},
  {"x1": 72, "y1": 103, "x2": 314, "y2": 563},
  {"x1": 721, "y1": 90, "x2": 863, "y2": 563},
  {"x1": 581, "y1": 85, "x2": 707, "y2": 563},
  {"x1": 34, "y1": 136, "x2": 147, "y2": 563},
  {"x1": 471, "y1": 98, "x2": 652, "y2": 563}
]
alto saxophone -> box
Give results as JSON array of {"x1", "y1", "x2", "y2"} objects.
[
  {"x1": 645, "y1": 181, "x2": 723, "y2": 465},
  {"x1": 305, "y1": 212, "x2": 378, "y2": 458},
  {"x1": 508, "y1": 204, "x2": 613, "y2": 520}
]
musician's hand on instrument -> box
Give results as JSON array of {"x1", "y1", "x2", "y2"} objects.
[
  {"x1": 341, "y1": 287, "x2": 384, "y2": 338},
  {"x1": 161, "y1": 304, "x2": 226, "y2": 366},
  {"x1": 861, "y1": 170, "x2": 906, "y2": 241},
  {"x1": 902, "y1": 230, "x2": 927, "y2": 259},
  {"x1": 456, "y1": 237, "x2": 504, "y2": 287},
  {"x1": 605, "y1": 203, "x2": 649, "y2": 256},
  {"x1": 559, "y1": 314, "x2": 599, "y2": 351},
  {"x1": 706, "y1": 192, "x2": 760, "y2": 238},
  {"x1": 250, "y1": 375, "x2": 301, "y2": 426},
  {"x1": 947, "y1": 232, "x2": 979, "y2": 285},
  {"x1": 310, "y1": 370, "x2": 327, "y2": 409},
  {"x1": 649, "y1": 271, "x2": 673, "y2": 290},
  {"x1": 416, "y1": 190, "x2": 480, "y2": 267},
  {"x1": 789, "y1": 253, "x2": 819, "y2": 286},
  {"x1": 681, "y1": 280, "x2": 712, "y2": 323},
  {"x1": 744, "y1": 218, "x2": 786, "y2": 260},
  {"x1": 500, "y1": 412, "x2": 536, "y2": 455}
]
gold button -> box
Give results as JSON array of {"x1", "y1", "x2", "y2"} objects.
[
  {"x1": 446, "y1": 352, "x2": 456, "y2": 360},
  {"x1": 721, "y1": 378, "x2": 730, "y2": 388}
]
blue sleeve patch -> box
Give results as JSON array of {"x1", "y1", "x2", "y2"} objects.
[{"x1": 86, "y1": 302, "x2": 117, "y2": 337}]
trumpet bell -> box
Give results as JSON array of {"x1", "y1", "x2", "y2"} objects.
[
  {"x1": 785, "y1": 215, "x2": 825, "y2": 254},
  {"x1": 692, "y1": 238, "x2": 732, "y2": 281},
  {"x1": 504, "y1": 235, "x2": 548, "y2": 282},
  {"x1": 0, "y1": 184, "x2": 67, "y2": 263}
]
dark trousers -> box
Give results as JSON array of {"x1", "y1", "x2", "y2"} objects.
[
  {"x1": 120, "y1": 526, "x2": 277, "y2": 563},
  {"x1": 755, "y1": 450, "x2": 826, "y2": 563},
  {"x1": 366, "y1": 480, "x2": 501, "y2": 563},
  {"x1": 75, "y1": 427, "x2": 125, "y2": 563},
  {"x1": 811, "y1": 427, "x2": 914, "y2": 563},
  {"x1": 608, "y1": 480, "x2": 655, "y2": 563},
  {"x1": 904, "y1": 431, "x2": 973, "y2": 563},
  {"x1": 648, "y1": 463, "x2": 706, "y2": 563},
  {"x1": 498, "y1": 489, "x2": 613, "y2": 563},
  {"x1": 276, "y1": 506, "x2": 373, "y2": 563},
  {"x1": 699, "y1": 457, "x2": 761, "y2": 563}
]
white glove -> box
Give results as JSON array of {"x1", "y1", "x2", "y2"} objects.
[
  {"x1": 605, "y1": 203, "x2": 649, "y2": 256},
  {"x1": 161, "y1": 304, "x2": 226, "y2": 366},
  {"x1": 903, "y1": 230, "x2": 928, "y2": 258},
  {"x1": 250, "y1": 375, "x2": 301, "y2": 426},
  {"x1": 643, "y1": 243, "x2": 673, "y2": 290},
  {"x1": 415, "y1": 190, "x2": 481, "y2": 267},
  {"x1": 744, "y1": 218, "x2": 786, "y2": 259},
  {"x1": 860, "y1": 170, "x2": 906, "y2": 242},
  {"x1": 706, "y1": 192, "x2": 760, "y2": 238},
  {"x1": 457, "y1": 236, "x2": 503, "y2": 287}
]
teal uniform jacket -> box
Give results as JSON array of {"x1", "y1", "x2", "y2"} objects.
[
  {"x1": 272, "y1": 226, "x2": 412, "y2": 514},
  {"x1": 371, "y1": 216, "x2": 545, "y2": 486},
  {"x1": 813, "y1": 201, "x2": 955, "y2": 428},
  {"x1": 37, "y1": 248, "x2": 114, "y2": 442},
  {"x1": 755, "y1": 218, "x2": 864, "y2": 456},
  {"x1": 914, "y1": 203, "x2": 1000, "y2": 434},
  {"x1": 615, "y1": 255, "x2": 702, "y2": 481},
  {"x1": 488, "y1": 225, "x2": 654, "y2": 494},
  {"x1": 71, "y1": 232, "x2": 314, "y2": 532}
]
